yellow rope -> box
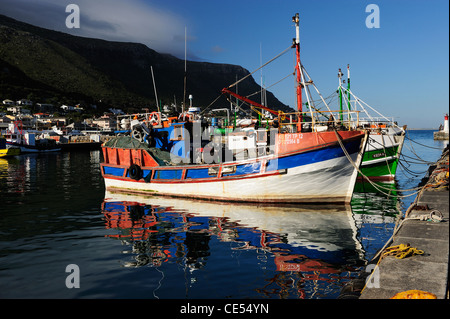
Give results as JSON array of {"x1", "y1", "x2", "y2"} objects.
[
  {"x1": 360, "y1": 243, "x2": 424, "y2": 295},
  {"x1": 381, "y1": 243, "x2": 424, "y2": 259}
]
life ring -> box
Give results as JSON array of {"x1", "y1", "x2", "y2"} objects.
[
  {"x1": 178, "y1": 113, "x2": 193, "y2": 122},
  {"x1": 129, "y1": 164, "x2": 142, "y2": 180},
  {"x1": 149, "y1": 112, "x2": 161, "y2": 126}
]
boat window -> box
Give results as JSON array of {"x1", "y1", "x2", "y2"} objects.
[
  {"x1": 170, "y1": 125, "x2": 184, "y2": 141},
  {"x1": 208, "y1": 165, "x2": 236, "y2": 176}
]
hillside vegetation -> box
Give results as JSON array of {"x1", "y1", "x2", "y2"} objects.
[{"x1": 0, "y1": 14, "x2": 292, "y2": 114}]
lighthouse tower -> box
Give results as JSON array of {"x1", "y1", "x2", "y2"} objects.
[
  {"x1": 434, "y1": 113, "x2": 449, "y2": 140},
  {"x1": 443, "y1": 114, "x2": 449, "y2": 133}
]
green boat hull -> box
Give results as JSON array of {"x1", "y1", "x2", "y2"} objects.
[{"x1": 358, "y1": 135, "x2": 404, "y2": 181}]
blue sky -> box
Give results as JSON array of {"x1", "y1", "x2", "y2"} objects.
[{"x1": 0, "y1": 0, "x2": 448, "y2": 128}]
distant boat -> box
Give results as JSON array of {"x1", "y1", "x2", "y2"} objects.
[
  {"x1": 4, "y1": 121, "x2": 61, "y2": 153},
  {"x1": 0, "y1": 135, "x2": 20, "y2": 157},
  {"x1": 100, "y1": 13, "x2": 368, "y2": 204}
]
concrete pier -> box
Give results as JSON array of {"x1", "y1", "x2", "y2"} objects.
[
  {"x1": 359, "y1": 146, "x2": 449, "y2": 299},
  {"x1": 434, "y1": 131, "x2": 449, "y2": 140}
]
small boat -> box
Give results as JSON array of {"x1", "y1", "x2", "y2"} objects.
[
  {"x1": 4, "y1": 121, "x2": 61, "y2": 153},
  {"x1": 100, "y1": 13, "x2": 368, "y2": 204},
  {"x1": 0, "y1": 135, "x2": 20, "y2": 157},
  {"x1": 336, "y1": 65, "x2": 406, "y2": 182}
]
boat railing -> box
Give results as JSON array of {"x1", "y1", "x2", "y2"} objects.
[
  {"x1": 114, "y1": 109, "x2": 364, "y2": 134},
  {"x1": 276, "y1": 110, "x2": 361, "y2": 132},
  {"x1": 358, "y1": 116, "x2": 398, "y2": 126}
]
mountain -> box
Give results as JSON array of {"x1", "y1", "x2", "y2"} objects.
[{"x1": 0, "y1": 14, "x2": 292, "y2": 113}]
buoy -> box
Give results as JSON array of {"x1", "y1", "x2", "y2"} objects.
[{"x1": 391, "y1": 290, "x2": 437, "y2": 299}]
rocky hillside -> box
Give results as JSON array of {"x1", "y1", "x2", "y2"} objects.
[{"x1": 0, "y1": 14, "x2": 292, "y2": 113}]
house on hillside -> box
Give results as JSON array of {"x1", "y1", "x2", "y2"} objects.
[
  {"x1": 0, "y1": 114, "x2": 14, "y2": 132},
  {"x1": 93, "y1": 115, "x2": 116, "y2": 131},
  {"x1": 17, "y1": 99, "x2": 33, "y2": 106},
  {"x1": 36, "y1": 103, "x2": 55, "y2": 113},
  {"x1": 7, "y1": 106, "x2": 31, "y2": 114},
  {"x1": 60, "y1": 105, "x2": 75, "y2": 111},
  {"x1": 2, "y1": 99, "x2": 14, "y2": 105}
]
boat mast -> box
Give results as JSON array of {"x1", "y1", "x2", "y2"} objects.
[
  {"x1": 347, "y1": 64, "x2": 351, "y2": 111},
  {"x1": 150, "y1": 66, "x2": 160, "y2": 113},
  {"x1": 183, "y1": 26, "x2": 187, "y2": 114},
  {"x1": 293, "y1": 13, "x2": 302, "y2": 132},
  {"x1": 338, "y1": 68, "x2": 344, "y2": 122}
]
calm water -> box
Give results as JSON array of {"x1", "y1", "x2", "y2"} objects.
[{"x1": 0, "y1": 130, "x2": 447, "y2": 299}]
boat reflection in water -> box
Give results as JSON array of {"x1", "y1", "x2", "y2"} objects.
[
  {"x1": 102, "y1": 191, "x2": 367, "y2": 299},
  {"x1": 352, "y1": 180, "x2": 401, "y2": 261}
]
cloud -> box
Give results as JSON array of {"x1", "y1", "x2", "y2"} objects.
[
  {"x1": 211, "y1": 45, "x2": 224, "y2": 53},
  {"x1": 0, "y1": 0, "x2": 188, "y2": 57}
]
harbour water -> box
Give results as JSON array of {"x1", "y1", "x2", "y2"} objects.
[{"x1": 0, "y1": 130, "x2": 447, "y2": 299}]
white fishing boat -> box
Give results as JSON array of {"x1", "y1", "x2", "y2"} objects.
[
  {"x1": 100, "y1": 13, "x2": 368, "y2": 204},
  {"x1": 0, "y1": 135, "x2": 20, "y2": 157},
  {"x1": 325, "y1": 65, "x2": 406, "y2": 182},
  {"x1": 4, "y1": 121, "x2": 61, "y2": 153}
]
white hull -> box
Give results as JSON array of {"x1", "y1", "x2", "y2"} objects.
[
  {"x1": 105, "y1": 148, "x2": 363, "y2": 204},
  {"x1": 365, "y1": 133, "x2": 404, "y2": 153}
]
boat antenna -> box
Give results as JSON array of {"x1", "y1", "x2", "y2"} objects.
[
  {"x1": 183, "y1": 26, "x2": 187, "y2": 114},
  {"x1": 347, "y1": 64, "x2": 351, "y2": 111},
  {"x1": 151, "y1": 66, "x2": 160, "y2": 113},
  {"x1": 338, "y1": 68, "x2": 344, "y2": 122},
  {"x1": 293, "y1": 13, "x2": 303, "y2": 132}
]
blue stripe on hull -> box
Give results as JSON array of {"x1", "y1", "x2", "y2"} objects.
[
  {"x1": 268, "y1": 139, "x2": 361, "y2": 171},
  {"x1": 102, "y1": 138, "x2": 361, "y2": 181}
]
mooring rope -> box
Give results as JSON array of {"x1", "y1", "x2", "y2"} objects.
[{"x1": 333, "y1": 130, "x2": 424, "y2": 198}]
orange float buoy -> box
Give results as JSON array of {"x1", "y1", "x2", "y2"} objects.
[{"x1": 391, "y1": 290, "x2": 437, "y2": 299}]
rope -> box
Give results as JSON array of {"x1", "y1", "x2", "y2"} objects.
[
  {"x1": 361, "y1": 242, "x2": 424, "y2": 294},
  {"x1": 246, "y1": 72, "x2": 294, "y2": 99},
  {"x1": 382, "y1": 243, "x2": 424, "y2": 259},
  {"x1": 227, "y1": 45, "x2": 292, "y2": 89},
  {"x1": 405, "y1": 133, "x2": 445, "y2": 150},
  {"x1": 199, "y1": 94, "x2": 224, "y2": 115},
  {"x1": 404, "y1": 210, "x2": 444, "y2": 222},
  {"x1": 333, "y1": 130, "x2": 423, "y2": 197},
  {"x1": 201, "y1": 46, "x2": 292, "y2": 116}
]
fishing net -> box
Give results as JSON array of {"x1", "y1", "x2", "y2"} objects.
[{"x1": 104, "y1": 136, "x2": 184, "y2": 166}]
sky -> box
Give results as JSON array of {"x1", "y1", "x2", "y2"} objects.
[{"x1": 0, "y1": 0, "x2": 448, "y2": 128}]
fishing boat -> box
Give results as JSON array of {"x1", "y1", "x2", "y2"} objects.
[
  {"x1": 4, "y1": 121, "x2": 61, "y2": 153},
  {"x1": 100, "y1": 13, "x2": 368, "y2": 204},
  {"x1": 0, "y1": 135, "x2": 20, "y2": 157},
  {"x1": 336, "y1": 65, "x2": 406, "y2": 182}
]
